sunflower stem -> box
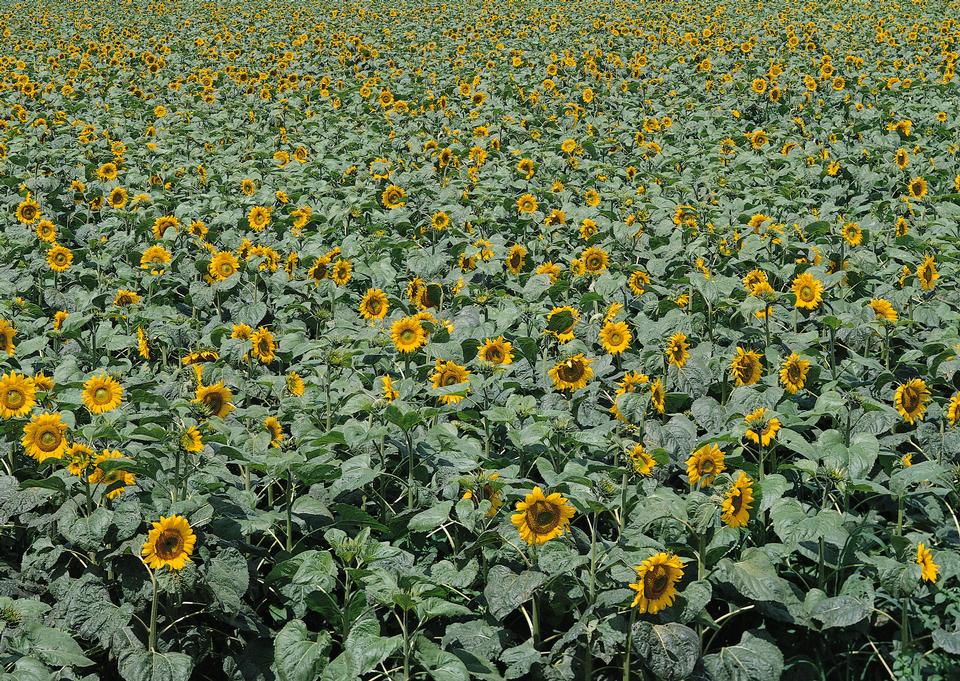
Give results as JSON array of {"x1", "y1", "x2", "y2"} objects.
[
  {"x1": 147, "y1": 566, "x2": 159, "y2": 652},
  {"x1": 405, "y1": 431, "x2": 415, "y2": 510},
  {"x1": 622, "y1": 606, "x2": 637, "y2": 681},
  {"x1": 896, "y1": 495, "x2": 904, "y2": 536},
  {"x1": 900, "y1": 597, "x2": 910, "y2": 653},
  {"x1": 285, "y1": 468, "x2": 294, "y2": 552},
  {"x1": 698, "y1": 531, "x2": 706, "y2": 581}
]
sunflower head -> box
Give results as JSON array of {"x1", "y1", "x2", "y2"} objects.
[
  {"x1": 194, "y1": 382, "x2": 235, "y2": 418},
  {"x1": 721, "y1": 472, "x2": 755, "y2": 528},
  {"x1": 894, "y1": 378, "x2": 930, "y2": 425},
  {"x1": 549, "y1": 354, "x2": 594, "y2": 392},
  {"x1": 687, "y1": 443, "x2": 726, "y2": 488},
  {"x1": 21, "y1": 412, "x2": 69, "y2": 462},
  {"x1": 744, "y1": 407, "x2": 781, "y2": 446},
  {"x1": 142, "y1": 515, "x2": 197, "y2": 571},
  {"x1": 511, "y1": 487, "x2": 576, "y2": 545},
  {"x1": 359, "y1": 289, "x2": 389, "y2": 321},
  {"x1": 391, "y1": 316, "x2": 427, "y2": 354},
  {"x1": 0, "y1": 371, "x2": 37, "y2": 419},
  {"x1": 599, "y1": 321, "x2": 632, "y2": 356},
  {"x1": 478, "y1": 336, "x2": 513, "y2": 365},
  {"x1": 628, "y1": 444, "x2": 656, "y2": 476},
  {"x1": 792, "y1": 272, "x2": 823, "y2": 310},
  {"x1": 89, "y1": 449, "x2": 135, "y2": 500},
  {"x1": 730, "y1": 347, "x2": 763, "y2": 386},
  {"x1": 916, "y1": 542, "x2": 939, "y2": 583},
  {"x1": 431, "y1": 359, "x2": 471, "y2": 405},
  {"x1": 779, "y1": 353, "x2": 810, "y2": 394},
  {"x1": 665, "y1": 332, "x2": 690, "y2": 369},
  {"x1": 82, "y1": 374, "x2": 124, "y2": 414},
  {"x1": 629, "y1": 552, "x2": 685, "y2": 614}
]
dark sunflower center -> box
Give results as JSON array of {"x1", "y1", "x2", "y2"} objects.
[
  {"x1": 700, "y1": 459, "x2": 715, "y2": 474},
  {"x1": 644, "y1": 565, "x2": 669, "y2": 598},
  {"x1": 608, "y1": 331, "x2": 624, "y2": 345},
  {"x1": 205, "y1": 393, "x2": 223, "y2": 413},
  {"x1": 586, "y1": 255, "x2": 602, "y2": 269},
  {"x1": 219, "y1": 262, "x2": 233, "y2": 275},
  {"x1": 730, "y1": 489, "x2": 744, "y2": 513},
  {"x1": 39, "y1": 428, "x2": 61, "y2": 451},
  {"x1": 441, "y1": 372, "x2": 460, "y2": 387},
  {"x1": 6, "y1": 389, "x2": 23, "y2": 407},
  {"x1": 156, "y1": 529, "x2": 184, "y2": 559},
  {"x1": 258, "y1": 339, "x2": 271, "y2": 354},
  {"x1": 400, "y1": 328, "x2": 416, "y2": 343},
  {"x1": 367, "y1": 298, "x2": 382, "y2": 313},
  {"x1": 485, "y1": 346, "x2": 503, "y2": 362},
  {"x1": 557, "y1": 361, "x2": 584, "y2": 382},
  {"x1": 95, "y1": 387, "x2": 109, "y2": 403},
  {"x1": 800, "y1": 285, "x2": 813, "y2": 300},
  {"x1": 902, "y1": 388, "x2": 919, "y2": 412},
  {"x1": 527, "y1": 501, "x2": 559, "y2": 533}
]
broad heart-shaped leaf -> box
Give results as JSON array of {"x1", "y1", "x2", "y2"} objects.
[
  {"x1": 16, "y1": 623, "x2": 94, "y2": 668},
  {"x1": 0, "y1": 657, "x2": 52, "y2": 681},
  {"x1": 633, "y1": 622, "x2": 700, "y2": 681},
  {"x1": 274, "y1": 620, "x2": 332, "y2": 681},
  {"x1": 714, "y1": 549, "x2": 796, "y2": 603},
  {"x1": 810, "y1": 594, "x2": 871, "y2": 629},
  {"x1": 933, "y1": 628, "x2": 960, "y2": 654},
  {"x1": 321, "y1": 613, "x2": 400, "y2": 680},
  {"x1": 415, "y1": 637, "x2": 469, "y2": 681},
  {"x1": 206, "y1": 547, "x2": 250, "y2": 613},
  {"x1": 702, "y1": 631, "x2": 783, "y2": 681},
  {"x1": 118, "y1": 648, "x2": 194, "y2": 681},
  {"x1": 483, "y1": 565, "x2": 546, "y2": 619},
  {"x1": 56, "y1": 504, "x2": 111, "y2": 551},
  {"x1": 407, "y1": 501, "x2": 453, "y2": 532},
  {"x1": 267, "y1": 550, "x2": 337, "y2": 618},
  {"x1": 48, "y1": 572, "x2": 133, "y2": 649}
]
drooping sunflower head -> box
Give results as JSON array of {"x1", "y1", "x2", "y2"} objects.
[
  {"x1": 629, "y1": 552, "x2": 685, "y2": 614},
  {"x1": 506, "y1": 244, "x2": 527, "y2": 274},
  {"x1": 665, "y1": 332, "x2": 689, "y2": 369},
  {"x1": 916, "y1": 542, "x2": 939, "y2": 583},
  {"x1": 181, "y1": 426, "x2": 203, "y2": 453},
  {"x1": 390, "y1": 316, "x2": 427, "y2": 354},
  {"x1": 359, "y1": 288, "x2": 389, "y2": 321},
  {"x1": 264, "y1": 416, "x2": 284, "y2": 448},
  {"x1": 21, "y1": 412, "x2": 69, "y2": 462},
  {"x1": 82, "y1": 374, "x2": 124, "y2": 414},
  {"x1": 0, "y1": 371, "x2": 36, "y2": 419},
  {"x1": 549, "y1": 354, "x2": 594, "y2": 392},
  {"x1": 894, "y1": 378, "x2": 930, "y2": 425},
  {"x1": 286, "y1": 372, "x2": 305, "y2": 397},
  {"x1": 194, "y1": 382, "x2": 235, "y2": 419},
  {"x1": 721, "y1": 472, "x2": 754, "y2": 528},
  {"x1": 687, "y1": 443, "x2": 726, "y2": 488},
  {"x1": 89, "y1": 449, "x2": 135, "y2": 500},
  {"x1": 947, "y1": 392, "x2": 960, "y2": 428},
  {"x1": 250, "y1": 327, "x2": 276, "y2": 364},
  {"x1": 511, "y1": 487, "x2": 576, "y2": 545},
  {"x1": 478, "y1": 336, "x2": 513, "y2": 365},
  {"x1": 140, "y1": 244, "x2": 172, "y2": 275},
  {"x1": 730, "y1": 347, "x2": 763, "y2": 386},
  {"x1": 870, "y1": 298, "x2": 897, "y2": 323},
  {"x1": 792, "y1": 271, "x2": 823, "y2": 310},
  {"x1": 628, "y1": 444, "x2": 655, "y2": 476},
  {"x1": 0, "y1": 319, "x2": 15, "y2": 356},
  {"x1": 744, "y1": 407, "x2": 781, "y2": 446},
  {"x1": 650, "y1": 377, "x2": 666, "y2": 414},
  {"x1": 113, "y1": 289, "x2": 141, "y2": 307},
  {"x1": 382, "y1": 375, "x2": 399, "y2": 402},
  {"x1": 599, "y1": 321, "x2": 632, "y2": 356},
  {"x1": 142, "y1": 515, "x2": 197, "y2": 571},
  {"x1": 431, "y1": 359, "x2": 471, "y2": 405}
]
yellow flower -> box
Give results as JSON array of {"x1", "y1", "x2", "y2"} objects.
[
  {"x1": 665, "y1": 332, "x2": 689, "y2": 369},
  {"x1": 629, "y1": 270, "x2": 651, "y2": 296},
  {"x1": 506, "y1": 244, "x2": 526, "y2": 274},
  {"x1": 916, "y1": 255, "x2": 938, "y2": 291},
  {"x1": 142, "y1": 515, "x2": 197, "y2": 571},
  {"x1": 287, "y1": 372, "x2": 305, "y2": 397},
  {"x1": 264, "y1": 416, "x2": 284, "y2": 448},
  {"x1": 89, "y1": 449, "x2": 135, "y2": 500},
  {"x1": 870, "y1": 298, "x2": 897, "y2": 322},
  {"x1": 687, "y1": 443, "x2": 725, "y2": 488},
  {"x1": 0, "y1": 320, "x2": 16, "y2": 356},
  {"x1": 511, "y1": 487, "x2": 575, "y2": 545},
  {"x1": 580, "y1": 246, "x2": 609, "y2": 275},
  {"x1": 730, "y1": 347, "x2": 763, "y2": 386},
  {"x1": 599, "y1": 321, "x2": 631, "y2": 356},
  {"x1": 721, "y1": 472, "x2": 754, "y2": 528},
  {"x1": 628, "y1": 444, "x2": 655, "y2": 476},
  {"x1": 478, "y1": 336, "x2": 513, "y2": 365},
  {"x1": 894, "y1": 378, "x2": 930, "y2": 425},
  {"x1": 15, "y1": 195, "x2": 41, "y2": 224},
  {"x1": 516, "y1": 193, "x2": 538, "y2": 214},
  {"x1": 546, "y1": 306, "x2": 580, "y2": 344},
  {"x1": 209, "y1": 251, "x2": 240, "y2": 281},
  {"x1": 247, "y1": 205, "x2": 272, "y2": 231},
  {"x1": 82, "y1": 374, "x2": 123, "y2": 414},
  {"x1": 947, "y1": 392, "x2": 960, "y2": 427},
  {"x1": 792, "y1": 272, "x2": 823, "y2": 309},
  {"x1": 650, "y1": 377, "x2": 666, "y2": 414},
  {"x1": 628, "y1": 552, "x2": 685, "y2": 614},
  {"x1": 359, "y1": 289, "x2": 389, "y2": 321},
  {"x1": 430, "y1": 359, "x2": 471, "y2": 405},
  {"x1": 382, "y1": 375, "x2": 399, "y2": 402},
  {"x1": 21, "y1": 412, "x2": 69, "y2": 462},
  {"x1": 381, "y1": 184, "x2": 407, "y2": 209},
  {"x1": 391, "y1": 316, "x2": 427, "y2": 354},
  {"x1": 181, "y1": 426, "x2": 203, "y2": 453},
  {"x1": 549, "y1": 354, "x2": 594, "y2": 392},
  {"x1": 250, "y1": 326, "x2": 276, "y2": 364},
  {"x1": 744, "y1": 408, "x2": 781, "y2": 446},
  {"x1": 331, "y1": 259, "x2": 353, "y2": 286},
  {"x1": 35, "y1": 219, "x2": 56, "y2": 242},
  {"x1": 917, "y1": 542, "x2": 939, "y2": 583},
  {"x1": 0, "y1": 371, "x2": 36, "y2": 419},
  {"x1": 779, "y1": 353, "x2": 811, "y2": 394},
  {"x1": 610, "y1": 372, "x2": 649, "y2": 421},
  {"x1": 907, "y1": 176, "x2": 928, "y2": 200},
  {"x1": 66, "y1": 443, "x2": 95, "y2": 477},
  {"x1": 113, "y1": 289, "x2": 141, "y2": 307},
  {"x1": 52, "y1": 311, "x2": 68, "y2": 332},
  {"x1": 47, "y1": 244, "x2": 73, "y2": 272},
  {"x1": 194, "y1": 382, "x2": 235, "y2": 418}
]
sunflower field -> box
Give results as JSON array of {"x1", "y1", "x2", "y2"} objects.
[{"x1": 2, "y1": 0, "x2": 960, "y2": 679}]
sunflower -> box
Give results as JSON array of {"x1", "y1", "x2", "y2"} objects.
[
  {"x1": 0, "y1": 371, "x2": 36, "y2": 419},
  {"x1": 730, "y1": 347, "x2": 763, "y2": 386},
  {"x1": 21, "y1": 412, "x2": 69, "y2": 462},
  {"x1": 894, "y1": 148, "x2": 909, "y2": 169},
  {"x1": 113, "y1": 289, "x2": 141, "y2": 307},
  {"x1": 359, "y1": 288, "x2": 389, "y2": 321},
  {"x1": 331, "y1": 259, "x2": 352, "y2": 286},
  {"x1": 792, "y1": 272, "x2": 823, "y2": 310},
  {"x1": 744, "y1": 407, "x2": 781, "y2": 446},
  {"x1": 431, "y1": 359, "x2": 471, "y2": 405},
  {"x1": 894, "y1": 378, "x2": 930, "y2": 425},
  {"x1": 841, "y1": 222, "x2": 862, "y2": 246},
  {"x1": 231, "y1": 324, "x2": 253, "y2": 340},
  {"x1": 391, "y1": 316, "x2": 427, "y2": 354},
  {"x1": 250, "y1": 327, "x2": 276, "y2": 364},
  {"x1": 581, "y1": 246, "x2": 609, "y2": 275},
  {"x1": 381, "y1": 184, "x2": 407, "y2": 209},
  {"x1": 869, "y1": 298, "x2": 897, "y2": 322},
  {"x1": 181, "y1": 426, "x2": 203, "y2": 453},
  {"x1": 89, "y1": 449, "x2": 135, "y2": 500},
  {"x1": 140, "y1": 244, "x2": 172, "y2": 275},
  {"x1": 665, "y1": 332, "x2": 689, "y2": 369},
  {"x1": 478, "y1": 336, "x2": 513, "y2": 365},
  {"x1": 907, "y1": 176, "x2": 928, "y2": 200},
  {"x1": 628, "y1": 444, "x2": 655, "y2": 475},
  {"x1": 107, "y1": 186, "x2": 128, "y2": 209},
  {"x1": 687, "y1": 443, "x2": 726, "y2": 488},
  {"x1": 82, "y1": 374, "x2": 123, "y2": 414},
  {"x1": 516, "y1": 193, "x2": 538, "y2": 214},
  {"x1": 382, "y1": 375, "x2": 399, "y2": 402},
  {"x1": 32, "y1": 372, "x2": 54, "y2": 392},
  {"x1": 209, "y1": 251, "x2": 240, "y2": 281},
  {"x1": 549, "y1": 354, "x2": 594, "y2": 392},
  {"x1": 142, "y1": 515, "x2": 197, "y2": 571},
  {"x1": 546, "y1": 306, "x2": 580, "y2": 343},
  {"x1": 917, "y1": 543, "x2": 939, "y2": 583},
  {"x1": 47, "y1": 244, "x2": 73, "y2": 272},
  {"x1": 0, "y1": 320, "x2": 14, "y2": 356},
  {"x1": 264, "y1": 416, "x2": 284, "y2": 448},
  {"x1": 194, "y1": 382, "x2": 235, "y2": 418},
  {"x1": 506, "y1": 244, "x2": 527, "y2": 274},
  {"x1": 66, "y1": 442, "x2": 95, "y2": 477},
  {"x1": 511, "y1": 487, "x2": 576, "y2": 545},
  {"x1": 610, "y1": 371, "x2": 649, "y2": 420},
  {"x1": 287, "y1": 372, "x2": 305, "y2": 397},
  {"x1": 35, "y1": 220, "x2": 56, "y2": 242},
  {"x1": 15, "y1": 195, "x2": 41, "y2": 224},
  {"x1": 916, "y1": 255, "x2": 938, "y2": 291},
  {"x1": 462, "y1": 472, "x2": 503, "y2": 517},
  {"x1": 721, "y1": 472, "x2": 754, "y2": 528},
  {"x1": 181, "y1": 350, "x2": 219, "y2": 365},
  {"x1": 629, "y1": 552, "x2": 685, "y2": 614},
  {"x1": 247, "y1": 205, "x2": 272, "y2": 231},
  {"x1": 599, "y1": 321, "x2": 631, "y2": 355},
  {"x1": 152, "y1": 215, "x2": 180, "y2": 239},
  {"x1": 948, "y1": 392, "x2": 960, "y2": 427},
  {"x1": 779, "y1": 353, "x2": 811, "y2": 394},
  {"x1": 431, "y1": 211, "x2": 450, "y2": 231},
  {"x1": 650, "y1": 377, "x2": 666, "y2": 414},
  {"x1": 97, "y1": 162, "x2": 118, "y2": 180},
  {"x1": 628, "y1": 270, "x2": 651, "y2": 295}
]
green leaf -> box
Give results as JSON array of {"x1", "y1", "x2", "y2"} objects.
[
  {"x1": 416, "y1": 638, "x2": 469, "y2": 681},
  {"x1": 933, "y1": 629, "x2": 960, "y2": 655},
  {"x1": 206, "y1": 547, "x2": 249, "y2": 613},
  {"x1": 702, "y1": 631, "x2": 784, "y2": 681},
  {"x1": 633, "y1": 622, "x2": 700, "y2": 681},
  {"x1": 274, "y1": 620, "x2": 332, "y2": 681},
  {"x1": 118, "y1": 648, "x2": 194, "y2": 681},
  {"x1": 408, "y1": 501, "x2": 453, "y2": 532},
  {"x1": 20, "y1": 624, "x2": 94, "y2": 668},
  {"x1": 483, "y1": 566, "x2": 546, "y2": 619}
]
